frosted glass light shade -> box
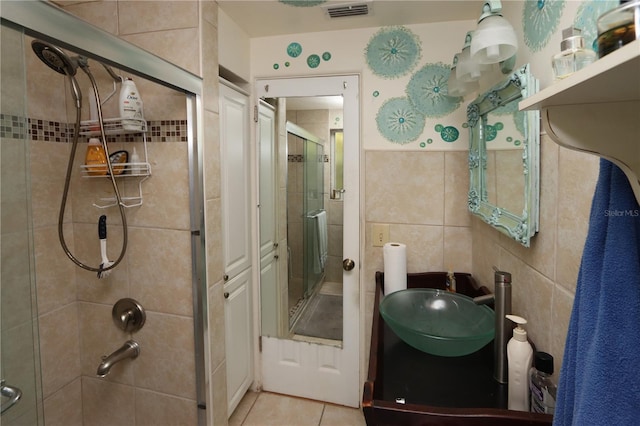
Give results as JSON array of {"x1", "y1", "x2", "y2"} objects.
[
  {"x1": 448, "y1": 65, "x2": 478, "y2": 97},
  {"x1": 471, "y1": 15, "x2": 518, "y2": 64},
  {"x1": 456, "y1": 46, "x2": 489, "y2": 83}
]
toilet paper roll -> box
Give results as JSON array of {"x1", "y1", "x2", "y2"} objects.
[{"x1": 383, "y1": 242, "x2": 407, "y2": 295}]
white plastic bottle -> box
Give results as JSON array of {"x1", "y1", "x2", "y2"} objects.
[
  {"x1": 119, "y1": 77, "x2": 144, "y2": 131},
  {"x1": 506, "y1": 314, "x2": 533, "y2": 411}
]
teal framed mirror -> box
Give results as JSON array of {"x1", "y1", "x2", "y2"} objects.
[{"x1": 467, "y1": 64, "x2": 540, "y2": 247}]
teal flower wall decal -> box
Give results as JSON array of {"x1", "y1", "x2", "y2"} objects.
[
  {"x1": 574, "y1": 0, "x2": 619, "y2": 51},
  {"x1": 287, "y1": 42, "x2": 303, "y2": 58},
  {"x1": 365, "y1": 26, "x2": 422, "y2": 79},
  {"x1": 485, "y1": 124, "x2": 499, "y2": 142},
  {"x1": 407, "y1": 63, "x2": 462, "y2": 117},
  {"x1": 523, "y1": 0, "x2": 566, "y2": 52},
  {"x1": 376, "y1": 97, "x2": 425, "y2": 144},
  {"x1": 307, "y1": 54, "x2": 321, "y2": 68},
  {"x1": 434, "y1": 124, "x2": 460, "y2": 142}
]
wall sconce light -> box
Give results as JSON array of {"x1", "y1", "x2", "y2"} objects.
[
  {"x1": 456, "y1": 31, "x2": 490, "y2": 83},
  {"x1": 471, "y1": 0, "x2": 518, "y2": 64},
  {"x1": 447, "y1": 53, "x2": 479, "y2": 97}
]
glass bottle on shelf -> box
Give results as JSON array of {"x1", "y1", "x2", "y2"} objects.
[{"x1": 552, "y1": 27, "x2": 596, "y2": 80}]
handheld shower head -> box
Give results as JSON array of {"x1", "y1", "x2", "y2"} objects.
[
  {"x1": 31, "y1": 40, "x2": 82, "y2": 108},
  {"x1": 31, "y1": 40, "x2": 78, "y2": 76}
]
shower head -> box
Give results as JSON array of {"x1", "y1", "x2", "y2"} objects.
[{"x1": 31, "y1": 40, "x2": 78, "y2": 76}]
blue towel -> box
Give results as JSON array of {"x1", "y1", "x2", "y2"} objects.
[{"x1": 554, "y1": 159, "x2": 640, "y2": 425}]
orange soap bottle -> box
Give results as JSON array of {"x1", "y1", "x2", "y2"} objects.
[{"x1": 85, "y1": 138, "x2": 107, "y2": 176}]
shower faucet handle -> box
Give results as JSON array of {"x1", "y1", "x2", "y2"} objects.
[{"x1": 112, "y1": 298, "x2": 146, "y2": 332}]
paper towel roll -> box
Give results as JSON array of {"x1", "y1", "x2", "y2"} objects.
[{"x1": 383, "y1": 242, "x2": 407, "y2": 295}]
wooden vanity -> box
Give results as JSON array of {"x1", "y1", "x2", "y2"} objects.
[{"x1": 362, "y1": 272, "x2": 553, "y2": 425}]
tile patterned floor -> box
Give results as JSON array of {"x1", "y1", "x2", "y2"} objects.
[{"x1": 229, "y1": 391, "x2": 366, "y2": 426}]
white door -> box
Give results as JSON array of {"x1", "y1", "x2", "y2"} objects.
[
  {"x1": 224, "y1": 268, "x2": 253, "y2": 414},
  {"x1": 257, "y1": 102, "x2": 279, "y2": 337},
  {"x1": 256, "y1": 75, "x2": 360, "y2": 407},
  {"x1": 220, "y1": 80, "x2": 254, "y2": 415},
  {"x1": 220, "y1": 82, "x2": 252, "y2": 280}
]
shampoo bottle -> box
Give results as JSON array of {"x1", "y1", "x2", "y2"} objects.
[
  {"x1": 119, "y1": 77, "x2": 144, "y2": 131},
  {"x1": 506, "y1": 314, "x2": 533, "y2": 411}
]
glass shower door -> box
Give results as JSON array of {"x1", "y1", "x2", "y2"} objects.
[
  {"x1": 0, "y1": 24, "x2": 44, "y2": 425},
  {"x1": 303, "y1": 139, "x2": 325, "y2": 298}
]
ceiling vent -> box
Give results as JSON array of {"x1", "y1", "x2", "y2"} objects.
[{"x1": 323, "y1": 1, "x2": 371, "y2": 18}]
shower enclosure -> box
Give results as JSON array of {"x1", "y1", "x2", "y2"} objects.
[
  {"x1": 1, "y1": 2, "x2": 206, "y2": 425},
  {"x1": 1, "y1": 24, "x2": 43, "y2": 425},
  {"x1": 286, "y1": 122, "x2": 326, "y2": 326}
]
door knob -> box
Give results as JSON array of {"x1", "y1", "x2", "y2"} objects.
[{"x1": 342, "y1": 258, "x2": 355, "y2": 271}]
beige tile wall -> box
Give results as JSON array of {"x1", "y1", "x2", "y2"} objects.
[
  {"x1": 361, "y1": 136, "x2": 599, "y2": 391},
  {"x1": 470, "y1": 134, "x2": 600, "y2": 378},
  {"x1": 362, "y1": 149, "x2": 473, "y2": 378},
  {"x1": 30, "y1": 1, "x2": 222, "y2": 425}
]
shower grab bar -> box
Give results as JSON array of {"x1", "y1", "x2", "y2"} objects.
[{"x1": 0, "y1": 380, "x2": 22, "y2": 414}]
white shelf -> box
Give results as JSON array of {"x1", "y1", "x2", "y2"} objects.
[
  {"x1": 519, "y1": 40, "x2": 640, "y2": 205},
  {"x1": 520, "y1": 40, "x2": 640, "y2": 110},
  {"x1": 80, "y1": 162, "x2": 151, "y2": 178},
  {"x1": 79, "y1": 117, "x2": 147, "y2": 136}
]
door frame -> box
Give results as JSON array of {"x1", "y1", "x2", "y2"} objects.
[{"x1": 254, "y1": 74, "x2": 361, "y2": 407}]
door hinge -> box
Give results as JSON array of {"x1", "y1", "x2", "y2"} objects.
[
  {"x1": 254, "y1": 105, "x2": 258, "y2": 123},
  {"x1": 259, "y1": 336, "x2": 263, "y2": 352}
]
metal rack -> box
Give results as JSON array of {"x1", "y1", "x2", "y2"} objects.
[{"x1": 79, "y1": 118, "x2": 151, "y2": 209}]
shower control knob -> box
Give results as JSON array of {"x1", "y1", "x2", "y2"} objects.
[
  {"x1": 343, "y1": 258, "x2": 356, "y2": 271},
  {"x1": 112, "y1": 298, "x2": 146, "y2": 332}
]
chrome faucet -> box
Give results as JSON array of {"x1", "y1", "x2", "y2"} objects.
[
  {"x1": 493, "y1": 269, "x2": 512, "y2": 384},
  {"x1": 474, "y1": 268, "x2": 512, "y2": 384},
  {"x1": 97, "y1": 340, "x2": 140, "y2": 377}
]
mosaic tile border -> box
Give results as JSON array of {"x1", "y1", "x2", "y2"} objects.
[
  {"x1": 287, "y1": 154, "x2": 329, "y2": 163},
  {"x1": 0, "y1": 114, "x2": 29, "y2": 139},
  {"x1": 0, "y1": 114, "x2": 187, "y2": 143}
]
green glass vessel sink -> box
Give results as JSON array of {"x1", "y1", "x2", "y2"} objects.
[{"x1": 380, "y1": 288, "x2": 495, "y2": 357}]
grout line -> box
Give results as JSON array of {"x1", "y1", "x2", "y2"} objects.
[
  {"x1": 241, "y1": 392, "x2": 262, "y2": 426},
  {"x1": 318, "y1": 404, "x2": 327, "y2": 426},
  {"x1": 239, "y1": 392, "x2": 261, "y2": 426}
]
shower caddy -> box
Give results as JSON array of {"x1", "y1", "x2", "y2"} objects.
[{"x1": 78, "y1": 117, "x2": 151, "y2": 209}]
